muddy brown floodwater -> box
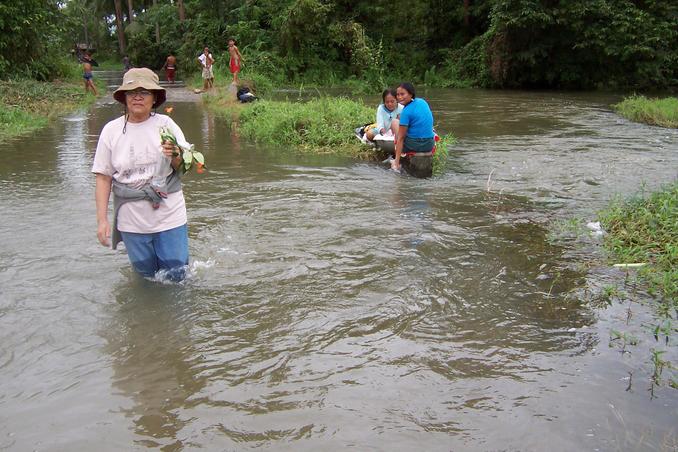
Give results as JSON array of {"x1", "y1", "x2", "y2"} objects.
[{"x1": 0, "y1": 84, "x2": 677, "y2": 451}]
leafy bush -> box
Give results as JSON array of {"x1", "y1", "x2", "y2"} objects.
[{"x1": 0, "y1": 0, "x2": 70, "y2": 80}]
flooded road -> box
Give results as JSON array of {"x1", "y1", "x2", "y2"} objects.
[{"x1": 1, "y1": 87, "x2": 677, "y2": 451}]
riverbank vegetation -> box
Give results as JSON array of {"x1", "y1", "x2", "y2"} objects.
[
  {"x1": 0, "y1": 75, "x2": 98, "y2": 140},
  {"x1": 614, "y1": 96, "x2": 678, "y2": 128},
  {"x1": 4, "y1": 1, "x2": 677, "y2": 91},
  {"x1": 599, "y1": 182, "x2": 678, "y2": 304},
  {"x1": 598, "y1": 182, "x2": 678, "y2": 389},
  {"x1": 2, "y1": 1, "x2": 677, "y2": 141}
]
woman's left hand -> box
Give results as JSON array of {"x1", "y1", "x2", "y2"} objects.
[{"x1": 161, "y1": 140, "x2": 178, "y2": 158}]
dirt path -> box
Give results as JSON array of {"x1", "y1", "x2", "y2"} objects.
[{"x1": 164, "y1": 87, "x2": 203, "y2": 103}]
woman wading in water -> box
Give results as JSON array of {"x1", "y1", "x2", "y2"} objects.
[{"x1": 92, "y1": 68, "x2": 191, "y2": 281}]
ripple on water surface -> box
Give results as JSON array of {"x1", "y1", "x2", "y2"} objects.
[{"x1": 0, "y1": 92, "x2": 677, "y2": 451}]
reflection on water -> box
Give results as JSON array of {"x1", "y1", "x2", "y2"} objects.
[
  {"x1": 104, "y1": 281, "x2": 205, "y2": 450},
  {"x1": 0, "y1": 90, "x2": 676, "y2": 451}
]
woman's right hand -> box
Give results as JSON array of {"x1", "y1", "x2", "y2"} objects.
[{"x1": 97, "y1": 219, "x2": 111, "y2": 247}]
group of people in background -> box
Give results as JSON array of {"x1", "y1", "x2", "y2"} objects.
[
  {"x1": 197, "y1": 39, "x2": 243, "y2": 91},
  {"x1": 82, "y1": 39, "x2": 244, "y2": 95},
  {"x1": 90, "y1": 43, "x2": 434, "y2": 283}
]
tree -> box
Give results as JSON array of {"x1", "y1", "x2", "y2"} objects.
[
  {"x1": 0, "y1": 0, "x2": 67, "y2": 79},
  {"x1": 113, "y1": 0, "x2": 127, "y2": 54},
  {"x1": 178, "y1": 0, "x2": 185, "y2": 22}
]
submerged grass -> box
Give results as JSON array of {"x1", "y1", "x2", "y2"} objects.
[
  {"x1": 598, "y1": 181, "x2": 678, "y2": 304},
  {"x1": 0, "y1": 73, "x2": 98, "y2": 140},
  {"x1": 593, "y1": 183, "x2": 678, "y2": 391},
  {"x1": 614, "y1": 95, "x2": 678, "y2": 128},
  {"x1": 433, "y1": 134, "x2": 455, "y2": 177}
]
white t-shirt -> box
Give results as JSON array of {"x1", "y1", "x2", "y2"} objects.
[
  {"x1": 92, "y1": 114, "x2": 188, "y2": 234},
  {"x1": 198, "y1": 53, "x2": 213, "y2": 68}
]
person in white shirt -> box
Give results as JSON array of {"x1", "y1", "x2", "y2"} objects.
[
  {"x1": 197, "y1": 47, "x2": 214, "y2": 91},
  {"x1": 92, "y1": 68, "x2": 191, "y2": 281}
]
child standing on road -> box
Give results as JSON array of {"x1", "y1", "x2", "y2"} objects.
[
  {"x1": 162, "y1": 52, "x2": 177, "y2": 84},
  {"x1": 227, "y1": 39, "x2": 243, "y2": 84},
  {"x1": 197, "y1": 47, "x2": 214, "y2": 91},
  {"x1": 82, "y1": 53, "x2": 98, "y2": 96}
]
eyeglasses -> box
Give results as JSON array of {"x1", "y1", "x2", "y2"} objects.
[{"x1": 125, "y1": 90, "x2": 153, "y2": 98}]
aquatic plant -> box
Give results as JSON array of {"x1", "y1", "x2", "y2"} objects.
[
  {"x1": 433, "y1": 134, "x2": 455, "y2": 177},
  {"x1": 598, "y1": 181, "x2": 677, "y2": 303},
  {"x1": 610, "y1": 329, "x2": 639, "y2": 355}
]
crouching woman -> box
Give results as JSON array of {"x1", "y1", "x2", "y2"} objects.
[
  {"x1": 92, "y1": 68, "x2": 190, "y2": 281},
  {"x1": 391, "y1": 82, "x2": 436, "y2": 178}
]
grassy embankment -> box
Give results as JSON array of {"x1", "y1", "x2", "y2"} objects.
[
  {"x1": 598, "y1": 182, "x2": 677, "y2": 389},
  {"x1": 202, "y1": 80, "x2": 454, "y2": 175},
  {"x1": 614, "y1": 95, "x2": 678, "y2": 128},
  {"x1": 0, "y1": 64, "x2": 100, "y2": 140},
  {"x1": 599, "y1": 182, "x2": 678, "y2": 304}
]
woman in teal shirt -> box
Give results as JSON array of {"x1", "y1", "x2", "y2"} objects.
[{"x1": 391, "y1": 82, "x2": 435, "y2": 178}]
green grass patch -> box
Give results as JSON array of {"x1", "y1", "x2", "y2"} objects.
[
  {"x1": 614, "y1": 95, "x2": 678, "y2": 128},
  {"x1": 206, "y1": 95, "x2": 375, "y2": 158},
  {"x1": 0, "y1": 107, "x2": 47, "y2": 139},
  {"x1": 0, "y1": 74, "x2": 97, "y2": 140},
  {"x1": 598, "y1": 182, "x2": 678, "y2": 304},
  {"x1": 238, "y1": 97, "x2": 373, "y2": 157}
]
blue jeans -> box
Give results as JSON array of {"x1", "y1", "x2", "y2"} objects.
[{"x1": 121, "y1": 224, "x2": 189, "y2": 281}]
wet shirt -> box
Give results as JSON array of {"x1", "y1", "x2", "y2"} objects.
[
  {"x1": 399, "y1": 98, "x2": 434, "y2": 139},
  {"x1": 92, "y1": 114, "x2": 187, "y2": 234}
]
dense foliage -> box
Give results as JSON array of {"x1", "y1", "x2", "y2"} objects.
[
  {"x1": 0, "y1": 1, "x2": 70, "y2": 80},
  {"x1": 1, "y1": 0, "x2": 677, "y2": 89}
]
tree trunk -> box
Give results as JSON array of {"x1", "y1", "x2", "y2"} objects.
[
  {"x1": 154, "y1": 0, "x2": 160, "y2": 44},
  {"x1": 127, "y1": 0, "x2": 134, "y2": 23},
  {"x1": 178, "y1": 0, "x2": 185, "y2": 23},
  {"x1": 463, "y1": 0, "x2": 470, "y2": 27},
  {"x1": 114, "y1": 0, "x2": 126, "y2": 54}
]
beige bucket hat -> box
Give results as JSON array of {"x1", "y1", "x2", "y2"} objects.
[{"x1": 113, "y1": 67, "x2": 166, "y2": 108}]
